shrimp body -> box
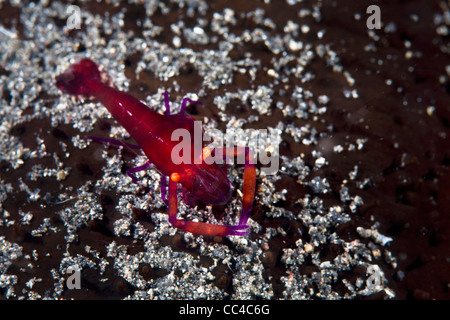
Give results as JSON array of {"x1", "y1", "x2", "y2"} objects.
[{"x1": 56, "y1": 58, "x2": 256, "y2": 236}]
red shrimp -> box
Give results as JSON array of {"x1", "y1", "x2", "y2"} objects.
[{"x1": 56, "y1": 58, "x2": 256, "y2": 236}]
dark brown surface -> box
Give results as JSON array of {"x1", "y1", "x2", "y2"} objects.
[{"x1": 0, "y1": 0, "x2": 449, "y2": 300}]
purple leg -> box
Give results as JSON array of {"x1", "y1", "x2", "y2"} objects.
[
  {"x1": 88, "y1": 136, "x2": 141, "y2": 149},
  {"x1": 160, "y1": 174, "x2": 168, "y2": 205},
  {"x1": 162, "y1": 91, "x2": 171, "y2": 115},
  {"x1": 126, "y1": 161, "x2": 151, "y2": 185},
  {"x1": 180, "y1": 97, "x2": 203, "y2": 115},
  {"x1": 163, "y1": 91, "x2": 203, "y2": 115},
  {"x1": 88, "y1": 136, "x2": 150, "y2": 185}
]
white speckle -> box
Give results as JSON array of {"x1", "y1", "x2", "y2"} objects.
[
  {"x1": 315, "y1": 156, "x2": 326, "y2": 168},
  {"x1": 301, "y1": 24, "x2": 310, "y2": 34},
  {"x1": 288, "y1": 38, "x2": 303, "y2": 51},
  {"x1": 172, "y1": 36, "x2": 181, "y2": 48},
  {"x1": 317, "y1": 95, "x2": 330, "y2": 105},
  {"x1": 343, "y1": 71, "x2": 355, "y2": 86},
  {"x1": 384, "y1": 22, "x2": 397, "y2": 33},
  {"x1": 426, "y1": 106, "x2": 435, "y2": 116},
  {"x1": 445, "y1": 65, "x2": 450, "y2": 77}
]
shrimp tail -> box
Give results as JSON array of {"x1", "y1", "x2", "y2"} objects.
[{"x1": 56, "y1": 58, "x2": 101, "y2": 96}]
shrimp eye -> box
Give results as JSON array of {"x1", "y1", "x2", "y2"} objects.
[
  {"x1": 170, "y1": 172, "x2": 181, "y2": 182},
  {"x1": 202, "y1": 147, "x2": 212, "y2": 161}
]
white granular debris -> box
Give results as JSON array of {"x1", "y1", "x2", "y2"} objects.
[
  {"x1": 348, "y1": 165, "x2": 359, "y2": 180},
  {"x1": 317, "y1": 94, "x2": 330, "y2": 105},
  {"x1": 315, "y1": 156, "x2": 327, "y2": 168},
  {"x1": 357, "y1": 226, "x2": 393, "y2": 246},
  {"x1": 0, "y1": 0, "x2": 400, "y2": 300}
]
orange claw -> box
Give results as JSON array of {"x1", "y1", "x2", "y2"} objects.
[
  {"x1": 220, "y1": 146, "x2": 256, "y2": 225},
  {"x1": 167, "y1": 176, "x2": 251, "y2": 236}
]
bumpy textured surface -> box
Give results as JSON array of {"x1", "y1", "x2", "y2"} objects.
[{"x1": 0, "y1": 0, "x2": 449, "y2": 300}]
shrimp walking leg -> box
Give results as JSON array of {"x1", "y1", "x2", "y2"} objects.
[
  {"x1": 166, "y1": 146, "x2": 256, "y2": 237},
  {"x1": 88, "y1": 136, "x2": 141, "y2": 149},
  {"x1": 126, "y1": 161, "x2": 151, "y2": 185},
  {"x1": 218, "y1": 146, "x2": 256, "y2": 226},
  {"x1": 162, "y1": 91, "x2": 203, "y2": 115},
  {"x1": 180, "y1": 97, "x2": 203, "y2": 115},
  {"x1": 88, "y1": 136, "x2": 148, "y2": 185},
  {"x1": 167, "y1": 178, "x2": 250, "y2": 236},
  {"x1": 160, "y1": 175, "x2": 168, "y2": 205}
]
